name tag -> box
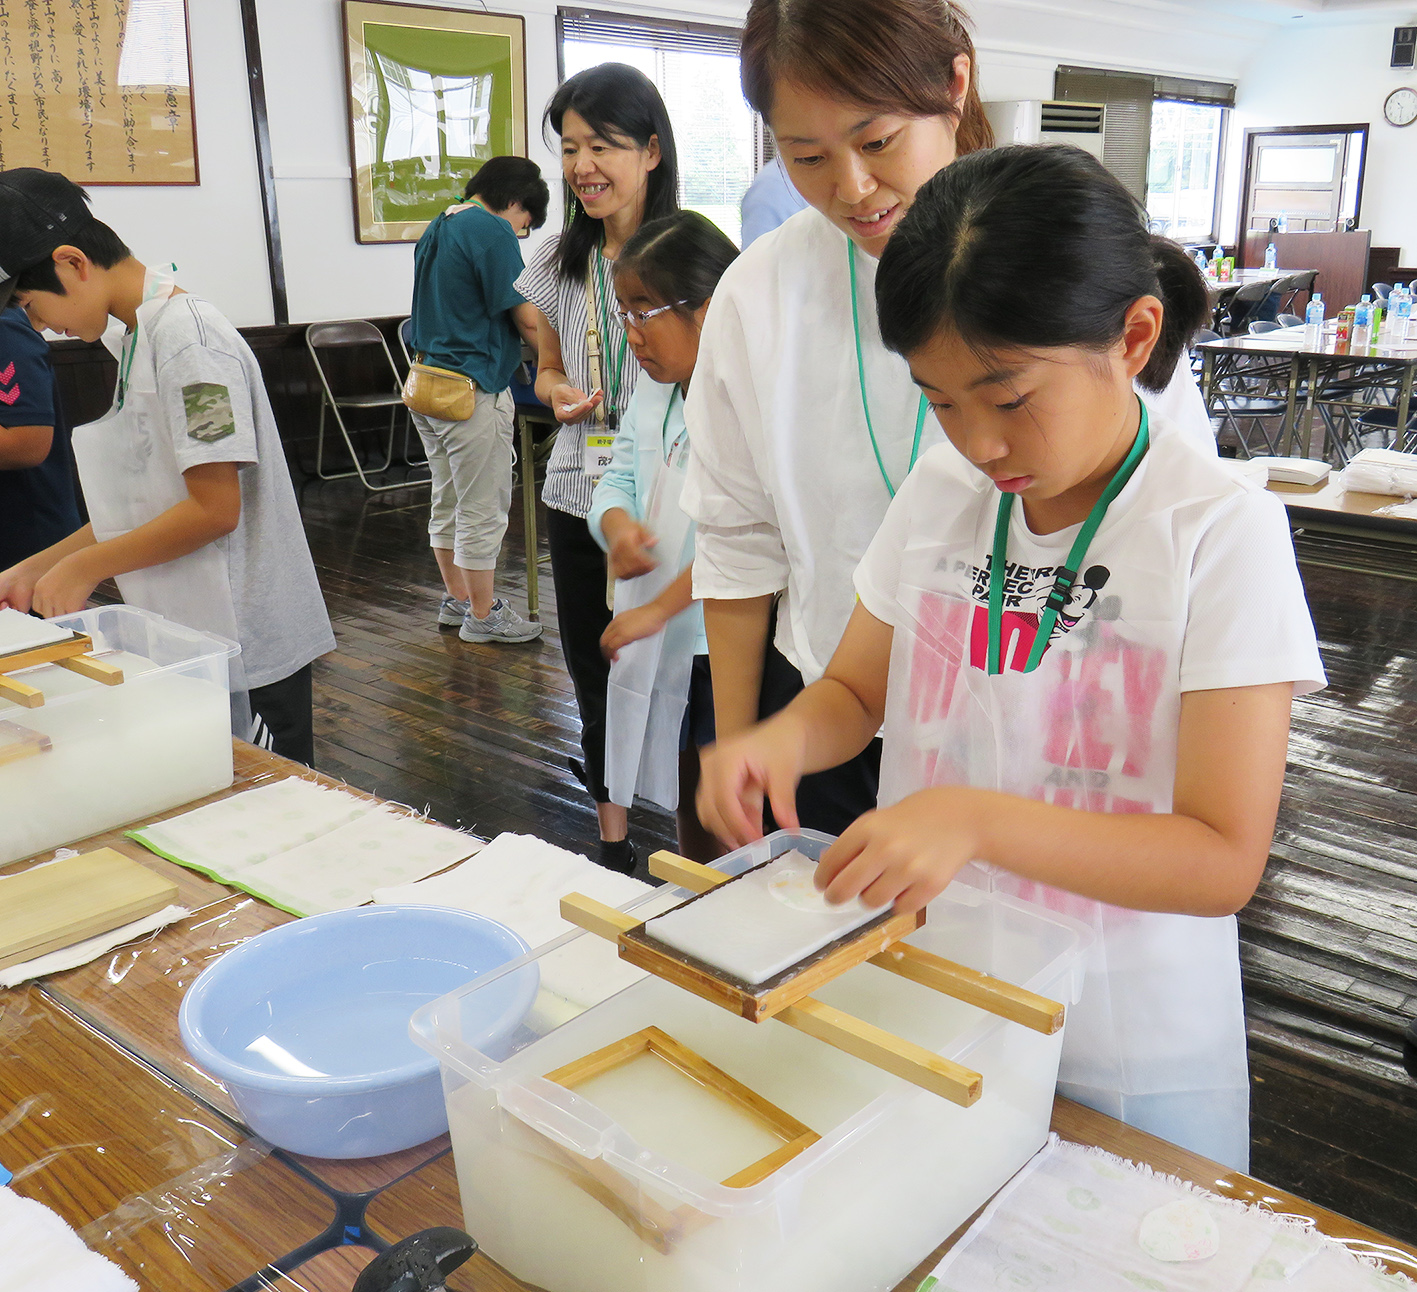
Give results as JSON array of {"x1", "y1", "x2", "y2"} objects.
[{"x1": 583, "y1": 434, "x2": 616, "y2": 479}]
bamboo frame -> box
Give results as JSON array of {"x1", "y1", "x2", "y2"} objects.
[{"x1": 648, "y1": 851, "x2": 1065, "y2": 1036}]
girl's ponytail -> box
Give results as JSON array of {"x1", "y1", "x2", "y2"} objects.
[{"x1": 1143, "y1": 235, "x2": 1210, "y2": 393}]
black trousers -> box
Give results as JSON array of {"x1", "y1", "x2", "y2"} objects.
[
  {"x1": 546, "y1": 507, "x2": 614, "y2": 803},
  {"x1": 758, "y1": 641, "x2": 882, "y2": 837},
  {"x1": 249, "y1": 662, "x2": 315, "y2": 767}
]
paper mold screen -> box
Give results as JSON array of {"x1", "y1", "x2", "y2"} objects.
[
  {"x1": 0, "y1": 608, "x2": 77, "y2": 657},
  {"x1": 642, "y1": 850, "x2": 878, "y2": 985}
]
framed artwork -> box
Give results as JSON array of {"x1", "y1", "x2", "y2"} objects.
[
  {"x1": 0, "y1": 0, "x2": 198, "y2": 185},
  {"x1": 342, "y1": 0, "x2": 528, "y2": 244}
]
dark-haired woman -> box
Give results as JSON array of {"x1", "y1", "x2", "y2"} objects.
[
  {"x1": 515, "y1": 64, "x2": 679, "y2": 871},
  {"x1": 588, "y1": 212, "x2": 740, "y2": 862},
  {"x1": 699, "y1": 145, "x2": 1325, "y2": 1170},
  {"x1": 682, "y1": 0, "x2": 1216, "y2": 840}
]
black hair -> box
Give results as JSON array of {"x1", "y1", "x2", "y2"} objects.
[
  {"x1": 544, "y1": 63, "x2": 680, "y2": 283},
  {"x1": 614, "y1": 211, "x2": 739, "y2": 317},
  {"x1": 12, "y1": 214, "x2": 131, "y2": 296},
  {"x1": 465, "y1": 155, "x2": 550, "y2": 229},
  {"x1": 876, "y1": 145, "x2": 1209, "y2": 393}
]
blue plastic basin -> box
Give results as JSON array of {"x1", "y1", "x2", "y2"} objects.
[{"x1": 179, "y1": 905, "x2": 537, "y2": 1158}]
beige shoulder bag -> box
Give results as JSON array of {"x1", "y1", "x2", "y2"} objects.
[{"x1": 402, "y1": 356, "x2": 477, "y2": 422}]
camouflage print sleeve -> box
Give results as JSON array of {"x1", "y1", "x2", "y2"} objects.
[{"x1": 183, "y1": 382, "x2": 238, "y2": 444}]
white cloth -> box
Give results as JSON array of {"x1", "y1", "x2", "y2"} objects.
[
  {"x1": 129, "y1": 776, "x2": 481, "y2": 916},
  {"x1": 855, "y1": 416, "x2": 1325, "y2": 1170},
  {"x1": 0, "y1": 1187, "x2": 138, "y2": 1292},
  {"x1": 1342, "y1": 447, "x2": 1417, "y2": 496},
  {"x1": 74, "y1": 274, "x2": 333, "y2": 692},
  {"x1": 0, "y1": 904, "x2": 189, "y2": 989},
  {"x1": 921, "y1": 1134, "x2": 1410, "y2": 1292},
  {"x1": 683, "y1": 207, "x2": 1218, "y2": 684},
  {"x1": 589, "y1": 379, "x2": 701, "y2": 810}
]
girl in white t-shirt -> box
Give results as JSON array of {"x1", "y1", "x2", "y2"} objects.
[{"x1": 698, "y1": 146, "x2": 1326, "y2": 1172}]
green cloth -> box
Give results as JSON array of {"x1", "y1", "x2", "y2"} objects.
[{"x1": 409, "y1": 203, "x2": 527, "y2": 395}]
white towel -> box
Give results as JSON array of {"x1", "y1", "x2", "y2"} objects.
[
  {"x1": 0, "y1": 1187, "x2": 138, "y2": 1292},
  {"x1": 1343, "y1": 447, "x2": 1417, "y2": 496},
  {"x1": 0, "y1": 905, "x2": 190, "y2": 989}
]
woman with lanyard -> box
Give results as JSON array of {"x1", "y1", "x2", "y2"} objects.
[
  {"x1": 699, "y1": 145, "x2": 1326, "y2": 1171},
  {"x1": 681, "y1": 0, "x2": 1217, "y2": 836},
  {"x1": 516, "y1": 64, "x2": 679, "y2": 872}
]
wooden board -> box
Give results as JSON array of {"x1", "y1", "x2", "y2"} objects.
[
  {"x1": 648, "y1": 851, "x2": 1065, "y2": 1035},
  {"x1": 621, "y1": 854, "x2": 924, "y2": 1023},
  {"x1": 0, "y1": 630, "x2": 91, "y2": 674},
  {"x1": 0, "y1": 847, "x2": 178, "y2": 969},
  {"x1": 558, "y1": 893, "x2": 983, "y2": 1108}
]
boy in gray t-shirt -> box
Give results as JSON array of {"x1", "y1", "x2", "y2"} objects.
[{"x1": 0, "y1": 168, "x2": 334, "y2": 764}]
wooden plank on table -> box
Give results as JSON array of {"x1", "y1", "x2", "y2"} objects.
[
  {"x1": 55, "y1": 652, "x2": 125, "y2": 685},
  {"x1": 648, "y1": 850, "x2": 1063, "y2": 1034},
  {"x1": 0, "y1": 674, "x2": 44, "y2": 708},
  {"x1": 0, "y1": 847, "x2": 177, "y2": 969}
]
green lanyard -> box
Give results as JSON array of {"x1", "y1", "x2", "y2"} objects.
[
  {"x1": 848, "y1": 242, "x2": 927, "y2": 499},
  {"x1": 592, "y1": 245, "x2": 629, "y2": 415},
  {"x1": 986, "y1": 402, "x2": 1150, "y2": 676},
  {"x1": 661, "y1": 384, "x2": 685, "y2": 464},
  {"x1": 115, "y1": 330, "x2": 139, "y2": 411}
]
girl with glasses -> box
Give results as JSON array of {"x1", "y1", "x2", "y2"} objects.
[{"x1": 588, "y1": 212, "x2": 740, "y2": 862}]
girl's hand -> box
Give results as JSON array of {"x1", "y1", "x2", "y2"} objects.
[
  {"x1": 816, "y1": 787, "x2": 985, "y2": 914},
  {"x1": 0, "y1": 560, "x2": 40, "y2": 612},
  {"x1": 608, "y1": 521, "x2": 659, "y2": 579},
  {"x1": 551, "y1": 383, "x2": 603, "y2": 425},
  {"x1": 696, "y1": 713, "x2": 809, "y2": 849},
  {"x1": 30, "y1": 552, "x2": 100, "y2": 618},
  {"x1": 600, "y1": 603, "x2": 669, "y2": 662}
]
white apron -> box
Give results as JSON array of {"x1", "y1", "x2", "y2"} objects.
[
  {"x1": 877, "y1": 466, "x2": 1251, "y2": 1171},
  {"x1": 603, "y1": 427, "x2": 697, "y2": 811},
  {"x1": 71, "y1": 272, "x2": 249, "y2": 733}
]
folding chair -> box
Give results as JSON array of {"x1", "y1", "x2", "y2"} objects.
[
  {"x1": 305, "y1": 321, "x2": 429, "y2": 492},
  {"x1": 1277, "y1": 314, "x2": 1304, "y2": 329},
  {"x1": 1278, "y1": 271, "x2": 1317, "y2": 316},
  {"x1": 1249, "y1": 320, "x2": 1283, "y2": 335},
  {"x1": 510, "y1": 358, "x2": 556, "y2": 618}
]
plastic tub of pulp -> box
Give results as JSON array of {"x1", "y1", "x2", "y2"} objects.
[
  {"x1": 410, "y1": 829, "x2": 1092, "y2": 1292},
  {"x1": 0, "y1": 604, "x2": 237, "y2": 865},
  {"x1": 181, "y1": 905, "x2": 538, "y2": 1158}
]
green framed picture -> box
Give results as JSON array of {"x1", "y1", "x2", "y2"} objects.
[{"x1": 342, "y1": 1, "x2": 528, "y2": 244}]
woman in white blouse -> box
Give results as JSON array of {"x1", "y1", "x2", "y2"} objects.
[
  {"x1": 682, "y1": 0, "x2": 1215, "y2": 835},
  {"x1": 515, "y1": 64, "x2": 679, "y2": 871}
]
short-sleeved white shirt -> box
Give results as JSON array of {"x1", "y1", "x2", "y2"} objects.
[
  {"x1": 682, "y1": 207, "x2": 1218, "y2": 685},
  {"x1": 853, "y1": 414, "x2": 1326, "y2": 816}
]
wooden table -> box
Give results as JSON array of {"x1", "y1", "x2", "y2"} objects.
[
  {"x1": 1268, "y1": 476, "x2": 1417, "y2": 537},
  {"x1": 5, "y1": 743, "x2": 1417, "y2": 1291}
]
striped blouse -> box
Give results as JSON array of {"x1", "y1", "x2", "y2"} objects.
[{"x1": 514, "y1": 236, "x2": 641, "y2": 518}]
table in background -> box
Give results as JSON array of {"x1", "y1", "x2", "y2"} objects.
[
  {"x1": 1199, "y1": 325, "x2": 1417, "y2": 459},
  {"x1": 4, "y1": 743, "x2": 1417, "y2": 1290}
]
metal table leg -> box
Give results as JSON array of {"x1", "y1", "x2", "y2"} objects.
[
  {"x1": 520, "y1": 416, "x2": 539, "y2": 618},
  {"x1": 1296, "y1": 356, "x2": 1320, "y2": 459},
  {"x1": 1282, "y1": 355, "x2": 1299, "y2": 456},
  {"x1": 1396, "y1": 361, "x2": 1416, "y2": 453}
]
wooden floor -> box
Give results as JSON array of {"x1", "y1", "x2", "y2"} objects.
[{"x1": 295, "y1": 458, "x2": 1417, "y2": 1245}]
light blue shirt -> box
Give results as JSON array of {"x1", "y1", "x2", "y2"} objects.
[
  {"x1": 740, "y1": 158, "x2": 808, "y2": 248},
  {"x1": 588, "y1": 377, "x2": 707, "y2": 655}
]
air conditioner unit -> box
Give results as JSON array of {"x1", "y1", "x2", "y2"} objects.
[{"x1": 983, "y1": 100, "x2": 1107, "y2": 161}]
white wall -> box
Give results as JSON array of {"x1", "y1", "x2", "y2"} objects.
[
  {"x1": 76, "y1": 0, "x2": 1282, "y2": 328},
  {"x1": 1223, "y1": 16, "x2": 1417, "y2": 261}
]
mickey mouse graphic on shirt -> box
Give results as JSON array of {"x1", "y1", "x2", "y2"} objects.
[{"x1": 966, "y1": 557, "x2": 1114, "y2": 672}]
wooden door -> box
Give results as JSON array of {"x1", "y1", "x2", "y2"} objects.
[{"x1": 1242, "y1": 128, "x2": 1365, "y2": 234}]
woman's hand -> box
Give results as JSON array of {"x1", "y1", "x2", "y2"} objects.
[
  {"x1": 815, "y1": 787, "x2": 985, "y2": 914},
  {"x1": 550, "y1": 383, "x2": 603, "y2": 425},
  {"x1": 600, "y1": 603, "x2": 669, "y2": 662},
  {"x1": 608, "y1": 520, "x2": 659, "y2": 579},
  {"x1": 696, "y1": 712, "x2": 810, "y2": 849},
  {"x1": 30, "y1": 551, "x2": 101, "y2": 618}
]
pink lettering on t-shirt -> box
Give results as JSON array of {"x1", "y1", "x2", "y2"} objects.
[{"x1": 909, "y1": 592, "x2": 971, "y2": 724}]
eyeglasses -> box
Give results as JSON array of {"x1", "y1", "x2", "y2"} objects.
[{"x1": 613, "y1": 300, "x2": 690, "y2": 329}]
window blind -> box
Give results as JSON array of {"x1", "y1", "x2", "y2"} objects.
[
  {"x1": 558, "y1": 9, "x2": 742, "y2": 58},
  {"x1": 1054, "y1": 68, "x2": 1154, "y2": 202}
]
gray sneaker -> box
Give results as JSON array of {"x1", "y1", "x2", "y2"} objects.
[
  {"x1": 459, "y1": 598, "x2": 542, "y2": 643},
  {"x1": 438, "y1": 595, "x2": 470, "y2": 627}
]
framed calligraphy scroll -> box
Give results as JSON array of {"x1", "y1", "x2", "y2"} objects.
[
  {"x1": 0, "y1": 0, "x2": 197, "y2": 185},
  {"x1": 342, "y1": 1, "x2": 527, "y2": 243}
]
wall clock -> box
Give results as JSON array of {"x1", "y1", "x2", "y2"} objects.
[{"x1": 1385, "y1": 87, "x2": 1417, "y2": 126}]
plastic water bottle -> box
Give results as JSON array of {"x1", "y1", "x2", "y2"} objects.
[
  {"x1": 1194, "y1": 249, "x2": 1209, "y2": 274},
  {"x1": 1354, "y1": 294, "x2": 1373, "y2": 349},
  {"x1": 1394, "y1": 286, "x2": 1414, "y2": 343},
  {"x1": 1304, "y1": 292, "x2": 1325, "y2": 348},
  {"x1": 1264, "y1": 241, "x2": 1278, "y2": 270},
  {"x1": 1277, "y1": 213, "x2": 1289, "y2": 233}
]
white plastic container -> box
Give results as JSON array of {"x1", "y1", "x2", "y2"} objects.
[
  {"x1": 0, "y1": 605, "x2": 237, "y2": 865},
  {"x1": 411, "y1": 830, "x2": 1091, "y2": 1292}
]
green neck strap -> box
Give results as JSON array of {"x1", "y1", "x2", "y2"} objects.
[
  {"x1": 847, "y1": 242, "x2": 927, "y2": 499},
  {"x1": 987, "y1": 401, "x2": 1151, "y2": 676},
  {"x1": 592, "y1": 244, "x2": 629, "y2": 411},
  {"x1": 661, "y1": 384, "x2": 685, "y2": 461}
]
